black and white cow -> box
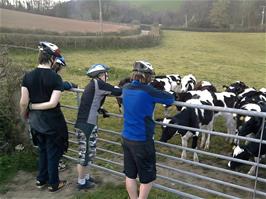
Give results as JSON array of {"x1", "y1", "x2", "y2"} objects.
[
  {"x1": 159, "y1": 99, "x2": 214, "y2": 162},
  {"x1": 223, "y1": 81, "x2": 266, "y2": 108},
  {"x1": 194, "y1": 80, "x2": 217, "y2": 92},
  {"x1": 151, "y1": 74, "x2": 182, "y2": 93},
  {"x1": 223, "y1": 81, "x2": 248, "y2": 95},
  {"x1": 260, "y1": 88, "x2": 266, "y2": 95},
  {"x1": 176, "y1": 89, "x2": 237, "y2": 149},
  {"x1": 235, "y1": 103, "x2": 262, "y2": 133},
  {"x1": 228, "y1": 105, "x2": 266, "y2": 175},
  {"x1": 235, "y1": 89, "x2": 266, "y2": 109},
  {"x1": 180, "y1": 74, "x2": 197, "y2": 93}
]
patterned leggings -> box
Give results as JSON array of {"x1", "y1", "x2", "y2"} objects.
[{"x1": 76, "y1": 126, "x2": 98, "y2": 166}]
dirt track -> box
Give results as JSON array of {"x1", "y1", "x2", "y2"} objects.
[{"x1": 0, "y1": 162, "x2": 123, "y2": 199}]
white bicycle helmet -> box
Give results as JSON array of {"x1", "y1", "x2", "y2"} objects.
[
  {"x1": 38, "y1": 41, "x2": 61, "y2": 57},
  {"x1": 133, "y1": 61, "x2": 154, "y2": 75},
  {"x1": 86, "y1": 64, "x2": 110, "y2": 78}
]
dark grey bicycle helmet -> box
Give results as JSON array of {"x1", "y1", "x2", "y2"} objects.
[
  {"x1": 133, "y1": 61, "x2": 154, "y2": 75},
  {"x1": 86, "y1": 64, "x2": 110, "y2": 78},
  {"x1": 55, "y1": 56, "x2": 66, "y2": 66}
]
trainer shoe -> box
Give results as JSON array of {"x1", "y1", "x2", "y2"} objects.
[
  {"x1": 77, "y1": 180, "x2": 95, "y2": 190},
  {"x1": 48, "y1": 180, "x2": 67, "y2": 192},
  {"x1": 87, "y1": 177, "x2": 96, "y2": 183},
  {"x1": 36, "y1": 180, "x2": 47, "y2": 189}
]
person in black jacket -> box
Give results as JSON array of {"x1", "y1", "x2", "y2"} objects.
[
  {"x1": 75, "y1": 64, "x2": 122, "y2": 190},
  {"x1": 20, "y1": 41, "x2": 67, "y2": 192},
  {"x1": 52, "y1": 56, "x2": 78, "y2": 90}
]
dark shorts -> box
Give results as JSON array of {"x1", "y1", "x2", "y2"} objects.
[{"x1": 122, "y1": 138, "x2": 156, "y2": 184}]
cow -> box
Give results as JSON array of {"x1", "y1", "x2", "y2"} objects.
[
  {"x1": 228, "y1": 104, "x2": 266, "y2": 175},
  {"x1": 194, "y1": 80, "x2": 217, "y2": 92},
  {"x1": 176, "y1": 89, "x2": 237, "y2": 148},
  {"x1": 159, "y1": 99, "x2": 214, "y2": 162},
  {"x1": 260, "y1": 88, "x2": 266, "y2": 95},
  {"x1": 180, "y1": 74, "x2": 197, "y2": 93},
  {"x1": 235, "y1": 89, "x2": 266, "y2": 109},
  {"x1": 151, "y1": 74, "x2": 182, "y2": 93},
  {"x1": 223, "y1": 81, "x2": 248, "y2": 95},
  {"x1": 235, "y1": 103, "x2": 262, "y2": 132}
]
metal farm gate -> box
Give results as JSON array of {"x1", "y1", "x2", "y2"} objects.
[{"x1": 62, "y1": 88, "x2": 266, "y2": 199}]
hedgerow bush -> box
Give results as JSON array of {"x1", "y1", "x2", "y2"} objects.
[
  {"x1": 0, "y1": 48, "x2": 28, "y2": 153},
  {"x1": 0, "y1": 26, "x2": 160, "y2": 49},
  {"x1": 0, "y1": 25, "x2": 141, "y2": 37}
]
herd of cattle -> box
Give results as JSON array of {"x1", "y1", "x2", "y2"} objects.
[{"x1": 117, "y1": 74, "x2": 266, "y2": 175}]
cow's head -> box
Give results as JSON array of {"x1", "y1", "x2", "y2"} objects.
[
  {"x1": 234, "y1": 103, "x2": 261, "y2": 131},
  {"x1": 150, "y1": 79, "x2": 165, "y2": 91},
  {"x1": 223, "y1": 81, "x2": 248, "y2": 95},
  {"x1": 167, "y1": 74, "x2": 182, "y2": 93},
  {"x1": 181, "y1": 74, "x2": 196, "y2": 93},
  {"x1": 158, "y1": 117, "x2": 179, "y2": 142},
  {"x1": 228, "y1": 145, "x2": 249, "y2": 169}
]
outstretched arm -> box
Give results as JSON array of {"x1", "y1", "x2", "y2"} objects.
[
  {"x1": 30, "y1": 90, "x2": 61, "y2": 110},
  {"x1": 98, "y1": 80, "x2": 122, "y2": 96}
]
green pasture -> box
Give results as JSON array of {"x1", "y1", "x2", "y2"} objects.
[
  {"x1": 12, "y1": 31, "x2": 265, "y2": 89},
  {"x1": 8, "y1": 30, "x2": 266, "y2": 197}
]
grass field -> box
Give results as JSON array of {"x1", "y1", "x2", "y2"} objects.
[
  {"x1": 13, "y1": 30, "x2": 266, "y2": 89},
  {"x1": 8, "y1": 30, "x2": 266, "y2": 198}
]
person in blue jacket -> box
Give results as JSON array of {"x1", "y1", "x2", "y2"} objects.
[{"x1": 121, "y1": 61, "x2": 174, "y2": 199}]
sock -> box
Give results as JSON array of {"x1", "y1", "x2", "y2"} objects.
[
  {"x1": 85, "y1": 174, "x2": 90, "y2": 180},
  {"x1": 78, "y1": 178, "x2": 86, "y2": 185}
]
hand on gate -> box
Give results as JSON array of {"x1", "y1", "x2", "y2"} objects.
[{"x1": 98, "y1": 107, "x2": 110, "y2": 118}]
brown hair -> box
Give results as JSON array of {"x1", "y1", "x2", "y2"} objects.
[
  {"x1": 51, "y1": 62, "x2": 62, "y2": 73},
  {"x1": 131, "y1": 71, "x2": 152, "y2": 84},
  {"x1": 38, "y1": 51, "x2": 52, "y2": 65}
]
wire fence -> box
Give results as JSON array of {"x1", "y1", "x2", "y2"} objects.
[{"x1": 61, "y1": 88, "x2": 266, "y2": 199}]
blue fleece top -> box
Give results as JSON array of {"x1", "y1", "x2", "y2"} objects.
[{"x1": 122, "y1": 80, "x2": 174, "y2": 141}]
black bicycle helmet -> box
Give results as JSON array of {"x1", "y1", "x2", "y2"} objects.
[
  {"x1": 133, "y1": 61, "x2": 154, "y2": 75},
  {"x1": 86, "y1": 64, "x2": 110, "y2": 78}
]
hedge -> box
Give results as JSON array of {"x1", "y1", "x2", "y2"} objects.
[{"x1": 0, "y1": 27, "x2": 161, "y2": 49}]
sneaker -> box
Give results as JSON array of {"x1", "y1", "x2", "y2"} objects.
[
  {"x1": 77, "y1": 180, "x2": 95, "y2": 190},
  {"x1": 48, "y1": 180, "x2": 67, "y2": 192},
  {"x1": 36, "y1": 180, "x2": 47, "y2": 189},
  {"x1": 87, "y1": 177, "x2": 95, "y2": 183}
]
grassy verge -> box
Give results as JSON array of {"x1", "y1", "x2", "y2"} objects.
[
  {"x1": 0, "y1": 150, "x2": 37, "y2": 193},
  {"x1": 74, "y1": 183, "x2": 180, "y2": 199}
]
